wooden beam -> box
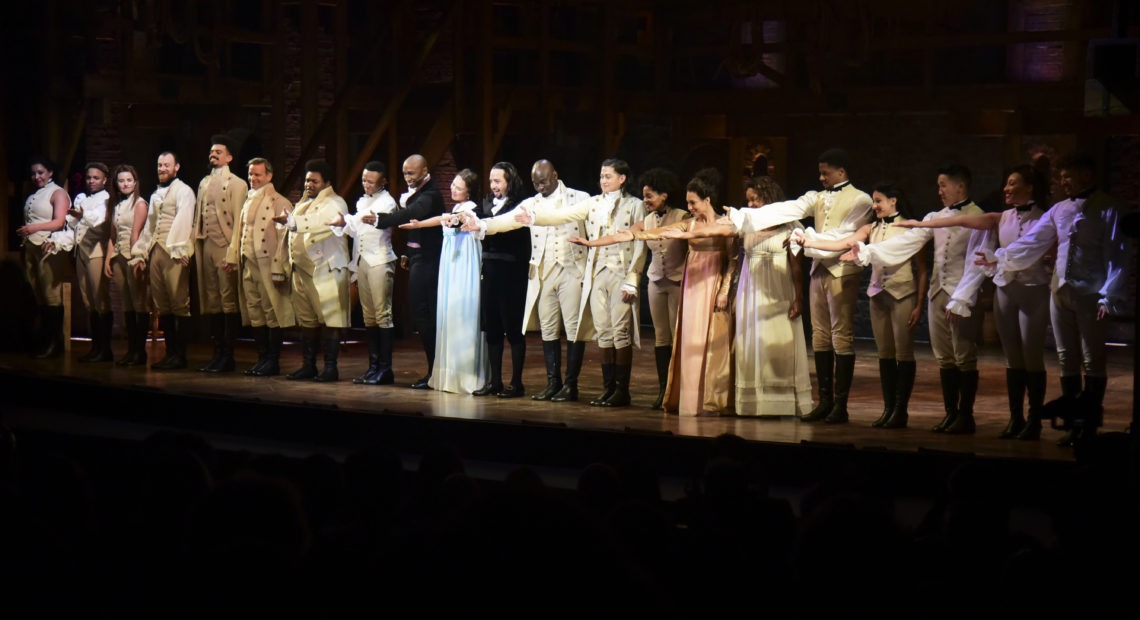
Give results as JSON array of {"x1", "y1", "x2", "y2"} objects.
[{"x1": 334, "y1": 1, "x2": 461, "y2": 197}]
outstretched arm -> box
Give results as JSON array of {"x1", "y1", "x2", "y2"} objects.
[
  {"x1": 631, "y1": 220, "x2": 688, "y2": 241},
  {"x1": 569, "y1": 228, "x2": 634, "y2": 247},
  {"x1": 661, "y1": 217, "x2": 735, "y2": 239},
  {"x1": 794, "y1": 223, "x2": 872, "y2": 252},
  {"x1": 399, "y1": 215, "x2": 448, "y2": 229},
  {"x1": 896, "y1": 212, "x2": 1000, "y2": 231}
]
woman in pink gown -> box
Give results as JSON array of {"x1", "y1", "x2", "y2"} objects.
[{"x1": 573, "y1": 168, "x2": 737, "y2": 416}]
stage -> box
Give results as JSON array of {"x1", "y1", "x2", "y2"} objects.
[{"x1": 1, "y1": 331, "x2": 1134, "y2": 504}]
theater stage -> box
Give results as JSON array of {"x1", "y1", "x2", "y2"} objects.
[{"x1": 1, "y1": 332, "x2": 1134, "y2": 504}]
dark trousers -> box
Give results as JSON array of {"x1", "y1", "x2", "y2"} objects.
[
  {"x1": 409, "y1": 255, "x2": 440, "y2": 373},
  {"x1": 481, "y1": 259, "x2": 529, "y2": 386}
]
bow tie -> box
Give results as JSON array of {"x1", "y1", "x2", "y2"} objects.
[
  {"x1": 1073, "y1": 187, "x2": 1095, "y2": 200},
  {"x1": 824, "y1": 185, "x2": 844, "y2": 193},
  {"x1": 1014, "y1": 203, "x2": 1033, "y2": 213},
  {"x1": 879, "y1": 214, "x2": 899, "y2": 224},
  {"x1": 949, "y1": 199, "x2": 971, "y2": 210}
]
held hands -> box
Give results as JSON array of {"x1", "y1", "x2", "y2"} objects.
[
  {"x1": 715, "y1": 293, "x2": 729, "y2": 312},
  {"x1": 894, "y1": 219, "x2": 921, "y2": 228},
  {"x1": 459, "y1": 212, "x2": 481, "y2": 232},
  {"x1": 658, "y1": 228, "x2": 690, "y2": 240},
  {"x1": 272, "y1": 210, "x2": 290, "y2": 225},
  {"x1": 788, "y1": 298, "x2": 801, "y2": 319},
  {"x1": 68, "y1": 206, "x2": 83, "y2": 219},
  {"x1": 223, "y1": 261, "x2": 236, "y2": 274},
  {"x1": 399, "y1": 255, "x2": 409, "y2": 270},
  {"x1": 132, "y1": 261, "x2": 146, "y2": 278},
  {"x1": 326, "y1": 213, "x2": 346, "y2": 227},
  {"x1": 513, "y1": 209, "x2": 531, "y2": 224},
  {"x1": 973, "y1": 249, "x2": 997, "y2": 268},
  {"x1": 399, "y1": 219, "x2": 423, "y2": 229},
  {"x1": 789, "y1": 229, "x2": 806, "y2": 247},
  {"x1": 567, "y1": 235, "x2": 592, "y2": 247},
  {"x1": 610, "y1": 229, "x2": 634, "y2": 243},
  {"x1": 839, "y1": 248, "x2": 860, "y2": 263}
]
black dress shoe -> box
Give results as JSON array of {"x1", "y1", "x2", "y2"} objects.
[
  {"x1": 472, "y1": 383, "x2": 502, "y2": 396},
  {"x1": 497, "y1": 385, "x2": 525, "y2": 398},
  {"x1": 410, "y1": 376, "x2": 432, "y2": 390}
]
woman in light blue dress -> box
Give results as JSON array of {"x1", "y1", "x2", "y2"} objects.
[{"x1": 400, "y1": 168, "x2": 489, "y2": 393}]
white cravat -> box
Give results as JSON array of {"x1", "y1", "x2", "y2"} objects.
[{"x1": 491, "y1": 196, "x2": 507, "y2": 215}]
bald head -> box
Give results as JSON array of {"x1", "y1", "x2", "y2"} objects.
[
  {"x1": 402, "y1": 154, "x2": 429, "y2": 189},
  {"x1": 531, "y1": 159, "x2": 559, "y2": 197}
]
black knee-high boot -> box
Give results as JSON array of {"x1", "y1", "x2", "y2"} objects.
[
  {"x1": 499, "y1": 333, "x2": 526, "y2": 397},
  {"x1": 824, "y1": 353, "x2": 855, "y2": 424},
  {"x1": 199, "y1": 313, "x2": 225, "y2": 372},
  {"x1": 552, "y1": 341, "x2": 586, "y2": 402},
  {"x1": 944, "y1": 369, "x2": 978, "y2": 434},
  {"x1": 802, "y1": 351, "x2": 835, "y2": 422},
  {"x1": 153, "y1": 315, "x2": 187, "y2": 370},
  {"x1": 95, "y1": 312, "x2": 114, "y2": 362},
  {"x1": 355, "y1": 326, "x2": 381, "y2": 385},
  {"x1": 532, "y1": 340, "x2": 563, "y2": 400},
  {"x1": 933, "y1": 368, "x2": 962, "y2": 432},
  {"x1": 474, "y1": 337, "x2": 505, "y2": 395},
  {"x1": 1059, "y1": 375, "x2": 1106, "y2": 448},
  {"x1": 375, "y1": 327, "x2": 395, "y2": 384},
  {"x1": 872, "y1": 358, "x2": 898, "y2": 427},
  {"x1": 314, "y1": 327, "x2": 340, "y2": 382},
  {"x1": 119, "y1": 312, "x2": 149, "y2": 366},
  {"x1": 601, "y1": 346, "x2": 633, "y2": 407},
  {"x1": 214, "y1": 312, "x2": 240, "y2": 372},
  {"x1": 999, "y1": 368, "x2": 1027, "y2": 439},
  {"x1": 883, "y1": 360, "x2": 915, "y2": 429},
  {"x1": 1017, "y1": 371, "x2": 1047, "y2": 440},
  {"x1": 117, "y1": 312, "x2": 139, "y2": 366},
  {"x1": 33, "y1": 305, "x2": 66, "y2": 359},
  {"x1": 287, "y1": 327, "x2": 320, "y2": 380},
  {"x1": 650, "y1": 345, "x2": 672, "y2": 410},
  {"x1": 246, "y1": 325, "x2": 269, "y2": 375},
  {"x1": 590, "y1": 347, "x2": 617, "y2": 406},
  {"x1": 256, "y1": 327, "x2": 284, "y2": 377},
  {"x1": 78, "y1": 312, "x2": 102, "y2": 362}
]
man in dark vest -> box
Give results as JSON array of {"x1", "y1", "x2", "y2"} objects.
[
  {"x1": 472, "y1": 162, "x2": 531, "y2": 397},
  {"x1": 371, "y1": 154, "x2": 445, "y2": 388}
]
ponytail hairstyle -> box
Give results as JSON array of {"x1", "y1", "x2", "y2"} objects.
[
  {"x1": 1008, "y1": 163, "x2": 1049, "y2": 208},
  {"x1": 871, "y1": 181, "x2": 913, "y2": 220},
  {"x1": 601, "y1": 157, "x2": 634, "y2": 195}
]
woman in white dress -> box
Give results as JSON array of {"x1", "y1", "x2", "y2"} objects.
[
  {"x1": 400, "y1": 169, "x2": 489, "y2": 394},
  {"x1": 733, "y1": 176, "x2": 812, "y2": 416}
]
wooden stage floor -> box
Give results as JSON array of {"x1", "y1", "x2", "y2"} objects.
[{"x1": 1, "y1": 332, "x2": 1133, "y2": 469}]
